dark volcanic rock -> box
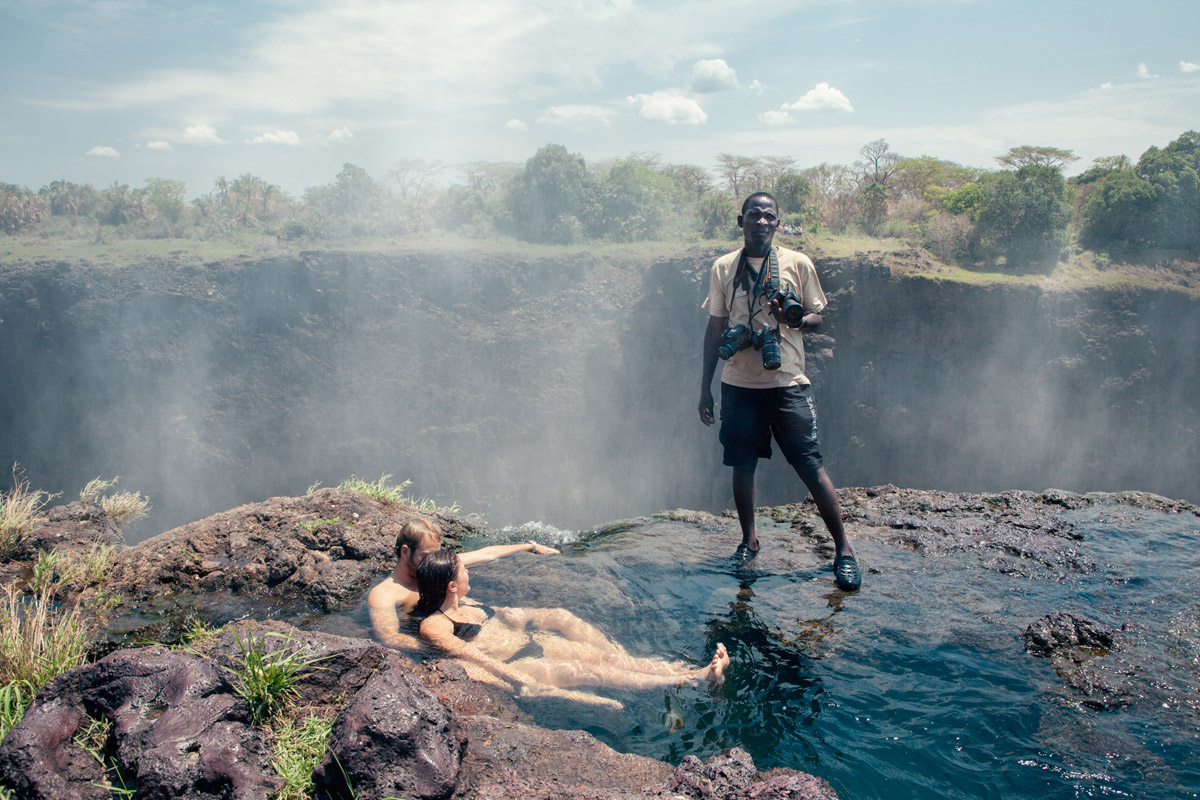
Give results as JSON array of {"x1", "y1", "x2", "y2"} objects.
[
  {"x1": 0, "y1": 646, "x2": 281, "y2": 800},
  {"x1": 314, "y1": 653, "x2": 465, "y2": 800},
  {"x1": 1023, "y1": 612, "x2": 1118, "y2": 657},
  {"x1": 100, "y1": 489, "x2": 487, "y2": 634},
  {"x1": 0, "y1": 624, "x2": 465, "y2": 800},
  {"x1": 1024, "y1": 612, "x2": 1133, "y2": 710}
]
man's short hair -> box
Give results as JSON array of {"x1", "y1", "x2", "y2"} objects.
[
  {"x1": 741, "y1": 192, "x2": 779, "y2": 216},
  {"x1": 395, "y1": 519, "x2": 441, "y2": 559}
]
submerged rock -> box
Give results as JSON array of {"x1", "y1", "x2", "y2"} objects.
[
  {"x1": 1024, "y1": 612, "x2": 1133, "y2": 710},
  {"x1": 1023, "y1": 612, "x2": 1118, "y2": 657}
]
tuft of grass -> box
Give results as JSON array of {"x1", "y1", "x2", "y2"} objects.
[
  {"x1": 296, "y1": 517, "x2": 341, "y2": 534},
  {"x1": 223, "y1": 626, "x2": 326, "y2": 726},
  {"x1": 0, "y1": 584, "x2": 95, "y2": 744},
  {"x1": 101, "y1": 490, "x2": 151, "y2": 525},
  {"x1": 336, "y1": 474, "x2": 460, "y2": 513},
  {"x1": 0, "y1": 467, "x2": 54, "y2": 561},
  {"x1": 0, "y1": 584, "x2": 94, "y2": 690},
  {"x1": 0, "y1": 680, "x2": 34, "y2": 742},
  {"x1": 79, "y1": 477, "x2": 117, "y2": 505},
  {"x1": 271, "y1": 713, "x2": 335, "y2": 800},
  {"x1": 181, "y1": 618, "x2": 221, "y2": 647},
  {"x1": 73, "y1": 713, "x2": 136, "y2": 796},
  {"x1": 80, "y1": 476, "x2": 151, "y2": 526}
]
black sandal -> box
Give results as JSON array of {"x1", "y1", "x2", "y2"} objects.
[{"x1": 833, "y1": 554, "x2": 862, "y2": 591}]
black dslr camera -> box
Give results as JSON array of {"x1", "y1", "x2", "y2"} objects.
[
  {"x1": 718, "y1": 324, "x2": 753, "y2": 360},
  {"x1": 753, "y1": 327, "x2": 782, "y2": 371},
  {"x1": 768, "y1": 287, "x2": 806, "y2": 326},
  {"x1": 719, "y1": 323, "x2": 782, "y2": 371}
]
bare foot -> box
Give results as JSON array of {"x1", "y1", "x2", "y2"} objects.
[{"x1": 700, "y1": 643, "x2": 730, "y2": 684}]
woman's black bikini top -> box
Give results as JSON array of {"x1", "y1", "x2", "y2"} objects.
[{"x1": 440, "y1": 604, "x2": 494, "y2": 642}]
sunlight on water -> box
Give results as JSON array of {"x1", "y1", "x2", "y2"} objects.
[{"x1": 452, "y1": 504, "x2": 1200, "y2": 800}]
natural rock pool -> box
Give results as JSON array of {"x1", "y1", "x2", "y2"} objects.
[{"x1": 302, "y1": 494, "x2": 1200, "y2": 799}]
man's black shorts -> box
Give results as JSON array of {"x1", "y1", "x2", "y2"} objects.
[{"x1": 719, "y1": 383, "x2": 824, "y2": 471}]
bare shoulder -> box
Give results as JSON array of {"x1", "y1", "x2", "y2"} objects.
[{"x1": 367, "y1": 577, "x2": 403, "y2": 608}]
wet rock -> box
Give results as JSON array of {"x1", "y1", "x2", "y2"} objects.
[
  {"x1": 99, "y1": 489, "x2": 489, "y2": 634},
  {"x1": 659, "y1": 748, "x2": 839, "y2": 800},
  {"x1": 1023, "y1": 612, "x2": 1117, "y2": 657},
  {"x1": 450, "y1": 716, "x2": 672, "y2": 800},
  {"x1": 1024, "y1": 613, "x2": 1133, "y2": 710},
  {"x1": 663, "y1": 748, "x2": 758, "y2": 797},
  {"x1": 314, "y1": 653, "x2": 465, "y2": 800}
]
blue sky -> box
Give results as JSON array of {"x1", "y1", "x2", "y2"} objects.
[{"x1": 1, "y1": 0, "x2": 1197, "y2": 199}]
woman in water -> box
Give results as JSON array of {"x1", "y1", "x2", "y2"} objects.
[{"x1": 415, "y1": 550, "x2": 728, "y2": 707}]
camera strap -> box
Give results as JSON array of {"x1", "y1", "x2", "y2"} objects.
[{"x1": 729, "y1": 247, "x2": 780, "y2": 326}]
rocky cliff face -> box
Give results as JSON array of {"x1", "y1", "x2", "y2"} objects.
[{"x1": 1, "y1": 247, "x2": 1196, "y2": 538}]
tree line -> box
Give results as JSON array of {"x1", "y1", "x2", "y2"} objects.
[{"x1": 2, "y1": 131, "x2": 1197, "y2": 268}]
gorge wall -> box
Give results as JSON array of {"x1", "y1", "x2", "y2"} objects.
[{"x1": 1, "y1": 247, "x2": 1196, "y2": 539}]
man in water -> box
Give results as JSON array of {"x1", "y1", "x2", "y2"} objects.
[
  {"x1": 698, "y1": 192, "x2": 860, "y2": 591},
  {"x1": 368, "y1": 518, "x2": 560, "y2": 648}
]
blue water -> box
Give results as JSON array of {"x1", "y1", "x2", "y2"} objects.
[{"x1": 324, "y1": 503, "x2": 1200, "y2": 799}]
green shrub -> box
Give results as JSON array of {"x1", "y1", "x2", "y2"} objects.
[{"x1": 223, "y1": 627, "x2": 326, "y2": 726}]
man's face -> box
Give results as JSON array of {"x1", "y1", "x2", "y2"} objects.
[
  {"x1": 739, "y1": 197, "x2": 779, "y2": 249},
  {"x1": 403, "y1": 536, "x2": 441, "y2": 580}
]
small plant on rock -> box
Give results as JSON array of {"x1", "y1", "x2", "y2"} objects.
[
  {"x1": 337, "y1": 474, "x2": 460, "y2": 513},
  {"x1": 271, "y1": 713, "x2": 335, "y2": 800},
  {"x1": 80, "y1": 476, "x2": 151, "y2": 525},
  {"x1": 0, "y1": 467, "x2": 54, "y2": 561},
  {"x1": 224, "y1": 626, "x2": 326, "y2": 726}
]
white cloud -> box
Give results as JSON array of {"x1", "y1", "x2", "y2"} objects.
[
  {"x1": 249, "y1": 130, "x2": 301, "y2": 145},
  {"x1": 782, "y1": 82, "x2": 854, "y2": 113},
  {"x1": 1181, "y1": 61, "x2": 1200, "y2": 74},
  {"x1": 74, "y1": 0, "x2": 745, "y2": 117},
  {"x1": 328, "y1": 126, "x2": 354, "y2": 142},
  {"x1": 759, "y1": 110, "x2": 793, "y2": 125},
  {"x1": 1099, "y1": 82, "x2": 1113, "y2": 90},
  {"x1": 748, "y1": 79, "x2": 765, "y2": 94},
  {"x1": 689, "y1": 59, "x2": 738, "y2": 93},
  {"x1": 504, "y1": 118, "x2": 527, "y2": 131},
  {"x1": 86, "y1": 145, "x2": 120, "y2": 158},
  {"x1": 181, "y1": 123, "x2": 223, "y2": 143},
  {"x1": 1136, "y1": 63, "x2": 1158, "y2": 79},
  {"x1": 537, "y1": 105, "x2": 611, "y2": 128},
  {"x1": 146, "y1": 140, "x2": 172, "y2": 151},
  {"x1": 628, "y1": 91, "x2": 706, "y2": 125}
]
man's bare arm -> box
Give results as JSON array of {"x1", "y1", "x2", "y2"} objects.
[
  {"x1": 460, "y1": 541, "x2": 560, "y2": 567},
  {"x1": 699, "y1": 314, "x2": 726, "y2": 426}
]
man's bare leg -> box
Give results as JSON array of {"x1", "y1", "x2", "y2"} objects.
[
  {"x1": 732, "y1": 461, "x2": 759, "y2": 551},
  {"x1": 798, "y1": 466, "x2": 852, "y2": 558}
]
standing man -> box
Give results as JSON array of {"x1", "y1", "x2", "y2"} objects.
[{"x1": 698, "y1": 192, "x2": 860, "y2": 591}]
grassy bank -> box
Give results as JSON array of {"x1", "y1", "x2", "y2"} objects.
[{"x1": 1, "y1": 229, "x2": 1195, "y2": 296}]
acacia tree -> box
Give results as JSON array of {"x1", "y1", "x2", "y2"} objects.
[
  {"x1": 995, "y1": 145, "x2": 1078, "y2": 170},
  {"x1": 855, "y1": 139, "x2": 901, "y2": 191},
  {"x1": 714, "y1": 154, "x2": 758, "y2": 198}
]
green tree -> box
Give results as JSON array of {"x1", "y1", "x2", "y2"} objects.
[
  {"x1": 41, "y1": 180, "x2": 100, "y2": 217},
  {"x1": 892, "y1": 156, "x2": 980, "y2": 200},
  {"x1": 143, "y1": 178, "x2": 187, "y2": 224},
  {"x1": 857, "y1": 182, "x2": 889, "y2": 235},
  {"x1": 696, "y1": 195, "x2": 735, "y2": 239},
  {"x1": 1080, "y1": 169, "x2": 1157, "y2": 248},
  {"x1": 0, "y1": 184, "x2": 49, "y2": 233},
  {"x1": 506, "y1": 144, "x2": 593, "y2": 244},
  {"x1": 772, "y1": 172, "x2": 813, "y2": 217},
  {"x1": 976, "y1": 165, "x2": 1071, "y2": 267},
  {"x1": 714, "y1": 154, "x2": 758, "y2": 198},
  {"x1": 590, "y1": 159, "x2": 675, "y2": 242},
  {"x1": 995, "y1": 145, "x2": 1078, "y2": 170}
]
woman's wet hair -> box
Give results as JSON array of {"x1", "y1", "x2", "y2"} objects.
[{"x1": 414, "y1": 549, "x2": 459, "y2": 618}]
